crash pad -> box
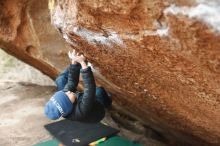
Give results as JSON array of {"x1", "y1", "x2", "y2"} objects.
[
  {"x1": 34, "y1": 136, "x2": 143, "y2": 146},
  {"x1": 44, "y1": 119, "x2": 119, "y2": 146},
  {"x1": 33, "y1": 139, "x2": 60, "y2": 146},
  {"x1": 97, "y1": 136, "x2": 143, "y2": 146}
]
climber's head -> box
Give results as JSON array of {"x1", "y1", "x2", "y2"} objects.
[{"x1": 44, "y1": 90, "x2": 73, "y2": 120}]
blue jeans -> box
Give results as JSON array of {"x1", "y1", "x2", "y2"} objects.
[{"x1": 55, "y1": 68, "x2": 112, "y2": 108}]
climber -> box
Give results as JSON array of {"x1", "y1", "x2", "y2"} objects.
[{"x1": 44, "y1": 50, "x2": 112, "y2": 122}]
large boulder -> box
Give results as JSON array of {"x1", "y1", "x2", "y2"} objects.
[{"x1": 0, "y1": 0, "x2": 220, "y2": 145}]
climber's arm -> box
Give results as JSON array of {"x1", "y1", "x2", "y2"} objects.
[
  {"x1": 63, "y1": 50, "x2": 81, "y2": 92},
  {"x1": 65, "y1": 52, "x2": 96, "y2": 120}
]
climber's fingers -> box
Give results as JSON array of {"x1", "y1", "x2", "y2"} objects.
[{"x1": 68, "y1": 51, "x2": 72, "y2": 59}]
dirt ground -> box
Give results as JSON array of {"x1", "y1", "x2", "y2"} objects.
[{"x1": 0, "y1": 82, "x2": 55, "y2": 146}]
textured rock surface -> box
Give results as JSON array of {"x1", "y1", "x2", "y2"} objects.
[
  {"x1": 0, "y1": 0, "x2": 72, "y2": 79},
  {"x1": 0, "y1": 0, "x2": 220, "y2": 145}
]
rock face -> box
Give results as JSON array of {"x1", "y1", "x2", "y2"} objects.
[
  {"x1": 0, "y1": 0, "x2": 72, "y2": 79},
  {"x1": 0, "y1": 0, "x2": 220, "y2": 145}
]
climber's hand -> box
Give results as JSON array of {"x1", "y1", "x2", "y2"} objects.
[
  {"x1": 68, "y1": 50, "x2": 77, "y2": 64},
  {"x1": 65, "y1": 91, "x2": 77, "y2": 103},
  {"x1": 68, "y1": 49, "x2": 86, "y2": 64}
]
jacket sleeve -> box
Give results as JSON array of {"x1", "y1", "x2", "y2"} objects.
[
  {"x1": 74, "y1": 66, "x2": 96, "y2": 120},
  {"x1": 63, "y1": 63, "x2": 81, "y2": 92}
]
